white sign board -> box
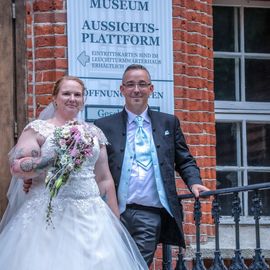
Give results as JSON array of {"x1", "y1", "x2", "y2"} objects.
[{"x1": 67, "y1": 0, "x2": 174, "y2": 121}]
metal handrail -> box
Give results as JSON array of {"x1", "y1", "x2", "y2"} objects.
[
  {"x1": 178, "y1": 182, "x2": 270, "y2": 200},
  {"x1": 161, "y1": 182, "x2": 270, "y2": 270}
]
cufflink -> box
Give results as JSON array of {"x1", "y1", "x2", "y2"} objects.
[{"x1": 165, "y1": 130, "x2": 170, "y2": 135}]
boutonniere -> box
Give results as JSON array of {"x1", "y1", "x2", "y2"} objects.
[{"x1": 164, "y1": 130, "x2": 170, "y2": 136}]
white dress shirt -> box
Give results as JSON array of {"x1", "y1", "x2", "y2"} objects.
[{"x1": 125, "y1": 107, "x2": 162, "y2": 208}]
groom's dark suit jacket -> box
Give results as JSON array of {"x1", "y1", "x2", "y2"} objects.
[{"x1": 95, "y1": 108, "x2": 202, "y2": 247}]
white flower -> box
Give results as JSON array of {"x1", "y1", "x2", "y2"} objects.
[
  {"x1": 66, "y1": 163, "x2": 74, "y2": 171},
  {"x1": 62, "y1": 127, "x2": 71, "y2": 138},
  {"x1": 59, "y1": 139, "x2": 66, "y2": 146},
  {"x1": 60, "y1": 144, "x2": 67, "y2": 150},
  {"x1": 60, "y1": 154, "x2": 69, "y2": 165},
  {"x1": 45, "y1": 171, "x2": 54, "y2": 184}
]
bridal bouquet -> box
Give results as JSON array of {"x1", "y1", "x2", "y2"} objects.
[{"x1": 45, "y1": 121, "x2": 94, "y2": 225}]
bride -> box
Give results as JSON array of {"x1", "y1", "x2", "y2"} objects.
[{"x1": 0, "y1": 76, "x2": 148, "y2": 270}]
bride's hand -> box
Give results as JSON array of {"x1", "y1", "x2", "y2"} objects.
[{"x1": 23, "y1": 179, "x2": 33, "y2": 193}]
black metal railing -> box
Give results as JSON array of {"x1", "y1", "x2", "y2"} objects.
[{"x1": 162, "y1": 182, "x2": 270, "y2": 270}]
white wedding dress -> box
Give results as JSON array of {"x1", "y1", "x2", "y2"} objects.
[{"x1": 0, "y1": 120, "x2": 148, "y2": 270}]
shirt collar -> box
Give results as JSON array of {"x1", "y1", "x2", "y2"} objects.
[{"x1": 125, "y1": 107, "x2": 150, "y2": 124}]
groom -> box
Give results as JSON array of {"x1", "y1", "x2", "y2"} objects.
[{"x1": 94, "y1": 64, "x2": 209, "y2": 266}]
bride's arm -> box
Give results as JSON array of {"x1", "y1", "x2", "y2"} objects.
[
  {"x1": 10, "y1": 128, "x2": 54, "y2": 179},
  {"x1": 94, "y1": 145, "x2": 120, "y2": 218}
]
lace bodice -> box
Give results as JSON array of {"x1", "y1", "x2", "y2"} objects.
[{"x1": 24, "y1": 120, "x2": 107, "y2": 200}]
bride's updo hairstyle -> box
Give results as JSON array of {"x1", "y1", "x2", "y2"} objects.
[{"x1": 52, "y1": 75, "x2": 86, "y2": 97}]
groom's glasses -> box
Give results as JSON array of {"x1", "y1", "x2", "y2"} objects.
[{"x1": 123, "y1": 81, "x2": 151, "y2": 90}]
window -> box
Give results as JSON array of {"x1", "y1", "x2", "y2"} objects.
[{"x1": 213, "y1": 0, "x2": 270, "y2": 219}]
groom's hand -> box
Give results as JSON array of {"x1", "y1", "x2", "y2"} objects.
[
  {"x1": 191, "y1": 184, "x2": 210, "y2": 198},
  {"x1": 23, "y1": 179, "x2": 32, "y2": 193}
]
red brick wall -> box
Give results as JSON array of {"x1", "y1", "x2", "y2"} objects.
[
  {"x1": 26, "y1": 0, "x2": 67, "y2": 118},
  {"x1": 26, "y1": 0, "x2": 215, "y2": 268},
  {"x1": 172, "y1": 0, "x2": 215, "y2": 236},
  {"x1": 153, "y1": 1, "x2": 215, "y2": 268}
]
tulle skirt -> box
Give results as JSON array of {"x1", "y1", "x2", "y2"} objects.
[{"x1": 0, "y1": 192, "x2": 148, "y2": 270}]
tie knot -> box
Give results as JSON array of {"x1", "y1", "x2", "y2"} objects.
[{"x1": 135, "y1": 116, "x2": 144, "y2": 127}]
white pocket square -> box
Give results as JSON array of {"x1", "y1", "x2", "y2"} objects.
[{"x1": 165, "y1": 130, "x2": 170, "y2": 135}]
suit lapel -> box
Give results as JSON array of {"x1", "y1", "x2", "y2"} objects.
[
  {"x1": 118, "y1": 109, "x2": 128, "y2": 170},
  {"x1": 148, "y1": 109, "x2": 166, "y2": 164}
]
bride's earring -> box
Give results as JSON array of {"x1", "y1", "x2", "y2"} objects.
[{"x1": 53, "y1": 101, "x2": 58, "y2": 109}]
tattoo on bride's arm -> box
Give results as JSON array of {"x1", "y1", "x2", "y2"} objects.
[
  {"x1": 34, "y1": 156, "x2": 54, "y2": 171},
  {"x1": 20, "y1": 159, "x2": 34, "y2": 172},
  {"x1": 20, "y1": 156, "x2": 54, "y2": 173},
  {"x1": 31, "y1": 150, "x2": 39, "y2": 157}
]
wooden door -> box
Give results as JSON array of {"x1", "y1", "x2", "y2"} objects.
[{"x1": 0, "y1": 0, "x2": 26, "y2": 217}]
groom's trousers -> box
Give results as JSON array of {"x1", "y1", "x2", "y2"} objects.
[{"x1": 120, "y1": 204, "x2": 163, "y2": 266}]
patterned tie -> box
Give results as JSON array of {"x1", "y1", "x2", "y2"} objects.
[{"x1": 134, "y1": 116, "x2": 152, "y2": 170}]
